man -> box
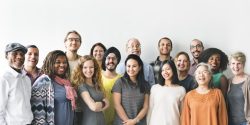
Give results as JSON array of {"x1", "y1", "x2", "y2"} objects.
[
  {"x1": 64, "y1": 30, "x2": 83, "y2": 125},
  {"x1": 150, "y1": 37, "x2": 173, "y2": 84},
  {"x1": 101, "y1": 47, "x2": 122, "y2": 125},
  {"x1": 188, "y1": 39, "x2": 204, "y2": 75},
  {"x1": 0, "y1": 43, "x2": 33, "y2": 125},
  {"x1": 23, "y1": 45, "x2": 41, "y2": 84},
  {"x1": 64, "y1": 30, "x2": 82, "y2": 73},
  {"x1": 116, "y1": 38, "x2": 155, "y2": 86}
]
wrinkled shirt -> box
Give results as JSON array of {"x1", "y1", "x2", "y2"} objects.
[{"x1": 0, "y1": 67, "x2": 33, "y2": 125}]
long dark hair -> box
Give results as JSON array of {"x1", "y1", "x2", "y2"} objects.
[
  {"x1": 158, "y1": 60, "x2": 179, "y2": 86},
  {"x1": 123, "y1": 54, "x2": 150, "y2": 93}
]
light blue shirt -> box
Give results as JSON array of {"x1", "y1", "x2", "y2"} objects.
[
  {"x1": 0, "y1": 67, "x2": 33, "y2": 125},
  {"x1": 116, "y1": 61, "x2": 155, "y2": 87}
]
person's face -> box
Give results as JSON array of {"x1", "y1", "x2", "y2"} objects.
[
  {"x1": 126, "y1": 59, "x2": 141, "y2": 79},
  {"x1": 161, "y1": 63, "x2": 173, "y2": 81},
  {"x1": 190, "y1": 40, "x2": 203, "y2": 59},
  {"x1": 93, "y1": 46, "x2": 105, "y2": 61},
  {"x1": 64, "y1": 33, "x2": 81, "y2": 52},
  {"x1": 176, "y1": 54, "x2": 190, "y2": 72},
  {"x1": 126, "y1": 39, "x2": 141, "y2": 56},
  {"x1": 82, "y1": 60, "x2": 95, "y2": 79},
  {"x1": 25, "y1": 47, "x2": 39, "y2": 68},
  {"x1": 230, "y1": 58, "x2": 244, "y2": 76},
  {"x1": 6, "y1": 50, "x2": 25, "y2": 69},
  {"x1": 207, "y1": 54, "x2": 221, "y2": 72},
  {"x1": 105, "y1": 53, "x2": 118, "y2": 72},
  {"x1": 158, "y1": 39, "x2": 172, "y2": 56},
  {"x1": 195, "y1": 65, "x2": 212, "y2": 86},
  {"x1": 54, "y1": 55, "x2": 68, "y2": 77}
]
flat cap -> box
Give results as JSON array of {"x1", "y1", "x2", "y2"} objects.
[{"x1": 5, "y1": 43, "x2": 27, "y2": 53}]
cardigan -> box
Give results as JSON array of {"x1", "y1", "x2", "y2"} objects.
[{"x1": 31, "y1": 74, "x2": 54, "y2": 125}]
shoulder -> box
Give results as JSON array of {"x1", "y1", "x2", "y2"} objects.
[{"x1": 33, "y1": 74, "x2": 51, "y2": 88}]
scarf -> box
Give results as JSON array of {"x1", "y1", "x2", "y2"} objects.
[{"x1": 54, "y1": 76, "x2": 77, "y2": 110}]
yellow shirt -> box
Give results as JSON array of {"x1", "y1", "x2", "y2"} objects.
[{"x1": 102, "y1": 74, "x2": 122, "y2": 125}]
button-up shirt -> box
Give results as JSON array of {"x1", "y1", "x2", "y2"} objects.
[{"x1": 0, "y1": 67, "x2": 33, "y2": 125}]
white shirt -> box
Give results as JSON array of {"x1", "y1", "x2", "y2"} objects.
[{"x1": 0, "y1": 67, "x2": 33, "y2": 125}]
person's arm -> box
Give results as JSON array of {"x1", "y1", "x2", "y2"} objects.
[
  {"x1": 181, "y1": 94, "x2": 191, "y2": 125},
  {"x1": 148, "y1": 65, "x2": 156, "y2": 86},
  {"x1": 80, "y1": 91, "x2": 103, "y2": 112},
  {"x1": 217, "y1": 89, "x2": 228, "y2": 125},
  {"x1": 101, "y1": 97, "x2": 109, "y2": 111},
  {"x1": 220, "y1": 75, "x2": 228, "y2": 97},
  {"x1": 123, "y1": 94, "x2": 149, "y2": 125},
  {"x1": 0, "y1": 78, "x2": 8, "y2": 125},
  {"x1": 113, "y1": 92, "x2": 129, "y2": 122}
]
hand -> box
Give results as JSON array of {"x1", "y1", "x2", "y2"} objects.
[{"x1": 122, "y1": 119, "x2": 136, "y2": 125}]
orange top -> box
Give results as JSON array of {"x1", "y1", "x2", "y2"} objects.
[{"x1": 181, "y1": 88, "x2": 228, "y2": 125}]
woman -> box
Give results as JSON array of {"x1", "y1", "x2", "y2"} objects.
[
  {"x1": 112, "y1": 54, "x2": 150, "y2": 125},
  {"x1": 31, "y1": 50, "x2": 76, "y2": 125},
  {"x1": 90, "y1": 42, "x2": 107, "y2": 67},
  {"x1": 174, "y1": 51, "x2": 195, "y2": 92},
  {"x1": 227, "y1": 52, "x2": 250, "y2": 125},
  {"x1": 71, "y1": 55, "x2": 109, "y2": 125},
  {"x1": 147, "y1": 60, "x2": 186, "y2": 125},
  {"x1": 198, "y1": 48, "x2": 229, "y2": 96},
  {"x1": 181, "y1": 63, "x2": 228, "y2": 125}
]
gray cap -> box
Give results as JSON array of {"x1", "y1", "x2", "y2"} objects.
[{"x1": 5, "y1": 43, "x2": 27, "y2": 54}]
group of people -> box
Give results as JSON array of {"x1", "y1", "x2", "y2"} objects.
[{"x1": 0, "y1": 30, "x2": 249, "y2": 125}]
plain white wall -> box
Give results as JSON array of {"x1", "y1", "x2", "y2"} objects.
[{"x1": 1, "y1": 0, "x2": 249, "y2": 75}]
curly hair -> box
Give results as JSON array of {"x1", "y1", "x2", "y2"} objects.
[
  {"x1": 198, "y1": 48, "x2": 228, "y2": 72},
  {"x1": 41, "y1": 50, "x2": 70, "y2": 79},
  {"x1": 71, "y1": 55, "x2": 105, "y2": 95}
]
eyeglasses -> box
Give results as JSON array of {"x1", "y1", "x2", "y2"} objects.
[
  {"x1": 190, "y1": 44, "x2": 203, "y2": 49},
  {"x1": 67, "y1": 38, "x2": 80, "y2": 42},
  {"x1": 127, "y1": 44, "x2": 141, "y2": 49}
]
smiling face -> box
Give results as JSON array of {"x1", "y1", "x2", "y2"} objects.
[
  {"x1": 54, "y1": 55, "x2": 68, "y2": 77},
  {"x1": 105, "y1": 53, "x2": 118, "y2": 72},
  {"x1": 176, "y1": 54, "x2": 190, "y2": 72},
  {"x1": 158, "y1": 38, "x2": 172, "y2": 56},
  {"x1": 230, "y1": 58, "x2": 244, "y2": 76},
  {"x1": 6, "y1": 50, "x2": 25, "y2": 69},
  {"x1": 25, "y1": 47, "x2": 39, "y2": 68},
  {"x1": 161, "y1": 63, "x2": 173, "y2": 81},
  {"x1": 207, "y1": 53, "x2": 221, "y2": 72},
  {"x1": 64, "y1": 33, "x2": 81, "y2": 52},
  {"x1": 93, "y1": 46, "x2": 105, "y2": 62},
  {"x1": 126, "y1": 39, "x2": 141, "y2": 56},
  {"x1": 82, "y1": 60, "x2": 95, "y2": 80},
  {"x1": 126, "y1": 58, "x2": 141, "y2": 80},
  {"x1": 195, "y1": 65, "x2": 212, "y2": 86},
  {"x1": 190, "y1": 40, "x2": 203, "y2": 59}
]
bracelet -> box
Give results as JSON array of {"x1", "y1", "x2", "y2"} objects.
[{"x1": 101, "y1": 100, "x2": 106, "y2": 108}]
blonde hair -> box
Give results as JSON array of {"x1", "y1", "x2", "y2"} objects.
[
  {"x1": 230, "y1": 51, "x2": 246, "y2": 66},
  {"x1": 71, "y1": 55, "x2": 105, "y2": 96}
]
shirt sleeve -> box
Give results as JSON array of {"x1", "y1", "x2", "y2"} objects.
[
  {"x1": 148, "y1": 64, "x2": 156, "y2": 86},
  {"x1": 0, "y1": 78, "x2": 8, "y2": 125},
  {"x1": 217, "y1": 89, "x2": 228, "y2": 125},
  {"x1": 181, "y1": 92, "x2": 191, "y2": 125},
  {"x1": 111, "y1": 78, "x2": 122, "y2": 93},
  {"x1": 78, "y1": 84, "x2": 88, "y2": 94}
]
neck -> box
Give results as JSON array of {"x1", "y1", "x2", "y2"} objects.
[
  {"x1": 97, "y1": 61, "x2": 102, "y2": 67},
  {"x1": 164, "y1": 80, "x2": 172, "y2": 86},
  {"x1": 24, "y1": 65, "x2": 37, "y2": 73},
  {"x1": 130, "y1": 76, "x2": 137, "y2": 83},
  {"x1": 159, "y1": 54, "x2": 170, "y2": 61},
  {"x1": 178, "y1": 71, "x2": 188, "y2": 80},
  {"x1": 86, "y1": 78, "x2": 93, "y2": 85},
  {"x1": 193, "y1": 58, "x2": 198, "y2": 64},
  {"x1": 66, "y1": 51, "x2": 78, "y2": 61},
  {"x1": 196, "y1": 85, "x2": 210, "y2": 94},
  {"x1": 103, "y1": 70, "x2": 118, "y2": 79}
]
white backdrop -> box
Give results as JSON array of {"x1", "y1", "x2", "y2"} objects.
[{"x1": 1, "y1": 0, "x2": 249, "y2": 75}]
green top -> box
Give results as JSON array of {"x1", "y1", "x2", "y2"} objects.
[{"x1": 212, "y1": 73, "x2": 223, "y2": 88}]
